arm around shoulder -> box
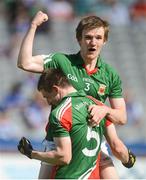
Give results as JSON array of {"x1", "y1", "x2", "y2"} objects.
[{"x1": 107, "y1": 97, "x2": 127, "y2": 125}]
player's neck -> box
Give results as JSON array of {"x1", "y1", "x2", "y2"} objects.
[
  {"x1": 62, "y1": 87, "x2": 77, "y2": 97},
  {"x1": 80, "y1": 53, "x2": 98, "y2": 71},
  {"x1": 84, "y1": 61, "x2": 97, "y2": 71}
]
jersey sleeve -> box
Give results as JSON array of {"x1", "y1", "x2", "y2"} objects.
[
  {"x1": 99, "y1": 118, "x2": 112, "y2": 136},
  {"x1": 49, "y1": 101, "x2": 73, "y2": 138},
  {"x1": 109, "y1": 69, "x2": 123, "y2": 98},
  {"x1": 49, "y1": 114, "x2": 70, "y2": 137},
  {"x1": 42, "y1": 53, "x2": 59, "y2": 69},
  {"x1": 99, "y1": 119, "x2": 107, "y2": 135},
  {"x1": 105, "y1": 119, "x2": 112, "y2": 126},
  {"x1": 42, "y1": 53, "x2": 67, "y2": 70}
]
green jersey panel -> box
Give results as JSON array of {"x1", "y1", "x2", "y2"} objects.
[
  {"x1": 43, "y1": 52, "x2": 122, "y2": 102},
  {"x1": 46, "y1": 91, "x2": 106, "y2": 179}
]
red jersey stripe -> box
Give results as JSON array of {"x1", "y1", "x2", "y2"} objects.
[
  {"x1": 60, "y1": 105, "x2": 72, "y2": 131},
  {"x1": 57, "y1": 97, "x2": 72, "y2": 131},
  {"x1": 88, "y1": 152, "x2": 100, "y2": 179},
  {"x1": 57, "y1": 97, "x2": 71, "y2": 120}
]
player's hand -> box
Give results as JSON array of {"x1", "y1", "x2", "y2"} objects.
[
  {"x1": 31, "y1": 11, "x2": 48, "y2": 27},
  {"x1": 88, "y1": 104, "x2": 109, "y2": 126},
  {"x1": 122, "y1": 149, "x2": 136, "y2": 168},
  {"x1": 17, "y1": 137, "x2": 33, "y2": 159}
]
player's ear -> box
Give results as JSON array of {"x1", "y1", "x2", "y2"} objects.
[{"x1": 52, "y1": 85, "x2": 59, "y2": 94}]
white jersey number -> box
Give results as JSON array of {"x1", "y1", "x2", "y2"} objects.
[
  {"x1": 84, "y1": 83, "x2": 90, "y2": 91},
  {"x1": 82, "y1": 126, "x2": 100, "y2": 157}
]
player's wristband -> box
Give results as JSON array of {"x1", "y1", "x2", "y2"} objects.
[{"x1": 122, "y1": 149, "x2": 136, "y2": 168}]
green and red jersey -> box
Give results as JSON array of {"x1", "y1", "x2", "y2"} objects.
[
  {"x1": 46, "y1": 90, "x2": 107, "y2": 179},
  {"x1": 43, "y1": 52, "x2": 122, "y2": 178},
  {"x1": 43, "y1": 52, "x2": 122, "y2": 103}
]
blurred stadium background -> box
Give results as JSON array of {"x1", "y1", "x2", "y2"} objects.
[{"x1": 0, "y1": 0, "x2": 146, "y2": 179}]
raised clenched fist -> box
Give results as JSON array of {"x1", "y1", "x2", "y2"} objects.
[{"x1": 31, "y1": 11, "x2": 48, "y2": 27}]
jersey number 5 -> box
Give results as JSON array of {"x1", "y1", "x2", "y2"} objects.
[{"x1": 82, "y1": 126, "x2": 100, "y2": 157}]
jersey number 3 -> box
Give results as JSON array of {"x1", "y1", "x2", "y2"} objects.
[{"x1": 84, "y1": 83, "x2": 90, "y2": 91}]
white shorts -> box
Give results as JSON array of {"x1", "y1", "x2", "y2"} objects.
[{"x1": 100, "y1": 141, "x2": 113, "y2": 167}]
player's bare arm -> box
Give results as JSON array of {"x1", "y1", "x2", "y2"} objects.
[
  {"x1": 105, "y1": 124, "x2": 128, "y2": 163},
  {"x1": 107, "y1": 98, "x2": 127, "y2": 125},
  {"x1": 18, "y1": 136, "x2": 72, "y2": 165},
  {"x1": 17, "y1": 11, "x2": 48, "y2": 73},
  {"x1": 88, "y1": 98, "x2": 127, "y2": 125},
  {"x1": 105, "y1": 124, "x2": 136, "y2": 168},
  {"x1": 32, "y1": 137, "x2": 72, "y2": 165}
]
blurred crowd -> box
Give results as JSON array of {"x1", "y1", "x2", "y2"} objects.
[
  {"x1": 0, "y1": 0, "x2": 145, "y2": 142},
  {"x1": 0, "y1": 0, "x2": 146, "y2": 58}
]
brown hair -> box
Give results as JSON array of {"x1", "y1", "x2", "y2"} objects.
[
  {"x1": 76, "y1": 15, "x2": 109, "y2": 42},
  {"x1": 37, "y1": 69, "x2": 70, "y2": 92}
]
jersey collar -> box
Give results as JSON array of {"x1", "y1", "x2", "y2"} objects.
[
  {"x1": 76, "y1": 52, "x2": 102, "y2": 75},
  {"x1": 82, "y1": 64, "x2": 98, "y2": 75}
]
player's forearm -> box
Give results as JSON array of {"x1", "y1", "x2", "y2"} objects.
[
  {"x1": 111, "y1": 141, "x2": 136, "y2": 168},
  {"x1": 111, "y1": 142, "x2": 129, "y2": 164},
  {"x1": 106, "y1": 107, "x2": 127, "y2": 125},
  {"x1": 105, "y1": 124, "x2": 128, "y2": 163},
  {"x1": 17, "y1": 24, "x2": 37, "y2": 71},
  {"x1": 31, "y1": 150, "x2": 71, "y2": 165}
]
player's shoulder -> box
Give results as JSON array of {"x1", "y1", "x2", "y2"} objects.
[
  {"x1": 101, "y1": 57, "x2": 115, "y2": 71},
  {"x1": 53, "y1": 52, "x2": 77, "y2": 62},
  {"x1": 101, "y1": 57, "x2": 119, "y2": 76},
  {"x1": 51, "y1": 52, "x2": 66, "y2": 59},
  {"x1": 51, "y1": 97, "x2": 72, "y2": 120},
  {"x1": 52, "y1": 52, "x2": 74, "y2": 58}
]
